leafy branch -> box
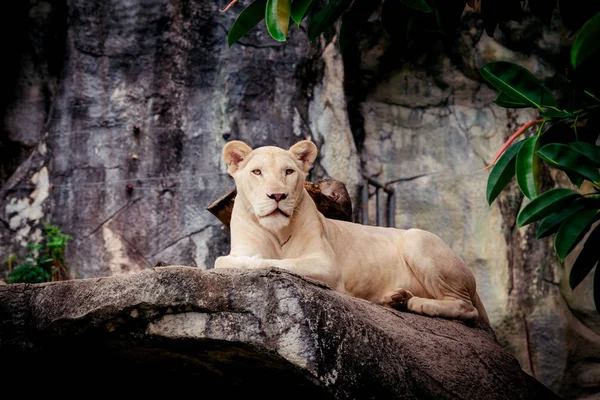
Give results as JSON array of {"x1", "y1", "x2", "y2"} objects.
[
  {"x1": 221, "y1": 0, "x2": 599, "y2": 50},
  {"x1": 223, "y1": 0, "x2": 465, "y2": 48},
  {"x1": 482, "y1": 12, "x2": 600, "y2": 311}
]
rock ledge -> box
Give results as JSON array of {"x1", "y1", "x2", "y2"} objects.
[{"x1": 0, "y1": 266, "x2": 557, "y2": 399}]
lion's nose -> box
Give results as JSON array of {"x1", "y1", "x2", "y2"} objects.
[{"x1": 267, "y1": 193, "x2": 287, "y2": 202}]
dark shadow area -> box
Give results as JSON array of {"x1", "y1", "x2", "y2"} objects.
[
  {"x1": 4, "y1": 334, "x2": 334, "y2": 398},
  {"x1": 0, "y1": 2, "x2": 32, "y2": 183},
  {"x1": 0, "y1": 0, "x2": 67, "y2": 183}
]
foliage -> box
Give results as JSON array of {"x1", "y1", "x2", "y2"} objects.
[
  {"x1": 224, "y1": 0, "x2": 466, "y2": 47},
  {"x1": 223, "y1": 0, "x2": 600, "y2": 48},
  {"x1": 482, "y1": 12, "x2": 600, "y2": 311},
  {"x1": 7, "y1": 223, "x2": 73, "y2": 284}
]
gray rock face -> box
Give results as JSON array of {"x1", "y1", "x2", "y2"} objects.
[
  {"x1": 0, "y1": 1, "x2": 598, "y2": 398},
  {"x1": 0, "y1": 0, "x2": 360, "y2": 279},
  {"x1": 0, "y1": 266, "x2": 557, "y2": 399}
]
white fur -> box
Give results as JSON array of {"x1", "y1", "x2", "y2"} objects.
[{"x1": 216, "y1": 140, "x2": 489, "y2": 323}]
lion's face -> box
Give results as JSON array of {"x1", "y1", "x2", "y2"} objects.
[{"x1": 223, "y1": 140, "x2": 318, "y2": 232}]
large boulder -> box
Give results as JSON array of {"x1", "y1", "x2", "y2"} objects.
[{"x1": 0, "y1": 266, "x2": 556, "y2": 399}]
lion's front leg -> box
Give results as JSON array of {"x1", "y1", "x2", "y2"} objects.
[
  {"x1": 214, "y1": 255, "x2": 344, "y2": 293},
  {"x1": 214, "y1": 254, "x2": 283, "y2": 270},
  {"x1": 214, "y1": 255, "x2": 263, "y2": 269}
]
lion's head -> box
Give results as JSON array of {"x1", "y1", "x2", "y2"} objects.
[{"x1": 223, "y1": 140, "x2": 318, "y2": 232}]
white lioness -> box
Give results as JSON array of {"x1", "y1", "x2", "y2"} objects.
[{"x1": 215, "y1": 140, "x2": 489, "y2": 323}]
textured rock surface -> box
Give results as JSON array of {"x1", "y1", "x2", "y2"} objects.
[
  {"x1": 0, "y1": 1, "x2": 598, "y2": 398},
  {"x1": 0, "y1": 266, "x2": 557, "y2": 399},
  {"x1": 0, "y1": 0, "x2": 361, "y2": 279}
]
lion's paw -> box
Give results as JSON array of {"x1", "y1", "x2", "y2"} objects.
[{"x1": 388, "y1": 288, "x2": 414, "y2": 310}]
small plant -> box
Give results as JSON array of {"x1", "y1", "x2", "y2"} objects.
[
  {"x1": 4, "y1": 254, "x2": 16, "y2": 272},
  {"x1": 7, "y1": 223, "x2": 73, "y2": 284},
  {"x1": 482, "y1": 13, "x2": 600, "y2": 310}
]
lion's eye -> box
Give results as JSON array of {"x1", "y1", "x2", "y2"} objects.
[
  {"x1": 285, "y1": 169, "x2": 295, "y2": 175},
  {"x1": 252, "y1": 169, "x2": 262, "y2": 176}
]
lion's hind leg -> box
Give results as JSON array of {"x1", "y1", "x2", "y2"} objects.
[
  {"x1": 407, "y1": 296, "x2": 479, "y2": 322},
  {"x1": 381, "y1": 289, "x2": 478, "y2": 322},
  {"x1": 397, "y1": 229, "x2": 482, "y2": 323}
]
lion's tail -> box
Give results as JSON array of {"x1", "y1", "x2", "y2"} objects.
[{"x1": 472, "y1": 292, "x2": 490, "y2": 324}]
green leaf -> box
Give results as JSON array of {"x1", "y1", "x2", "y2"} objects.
[
  {"x1": 536, "y1": 200, "x2": 588, "y2": 239},
  {"x1": 400, "y1": 0, "x2": 432, "y2": 13},
  {"x1": 541, "y1": 109, "x2": 573, "y2": 119},
  {"x1": 517, "y1": 188, "x2": 580, "y2": 227},
  {"x1": 8, "y1": 263, "x2": 49, "y2": 284},
  {"x1": 266, "y1": 0, "x2": 291, "y2": 42},
  {"x1": 291, "y1": 0, "x2": 313, "y2": 24},
  {"x1": 566, "y1": 171, "x2": 585, "y2": 188},
  {"x1": 493, "y1": 93, "x2": 531, "y2": 109},
  {"x1": 228, "y1": 0, "x2": 268, "y2": 47},
  {"x1": 537, "y1": 143, "x2": 600, "y2": 183},
  {"x1": 571, "y1": 12, "x2": 600, "y2": 69},
  {"x1": 570, "y1": 142, "x2": 600, "y2": 167},
  {"x1": 539, "y1": 119, "x2": 573, "y2": 146},
  {"x1": 555, "y1": 208, "x2": 599, "y2": 261},
  {"x1": 480, "y1": 61, "x2": 557, "y2": 110},
  {"x1": 516, "y1": 136, "x2": 541, "y2": 199},
  {"x1": 307, "y1": 0, "x2": 353, "y2": 42},
  {"x1": 486, "y1": 141, "x2": 524, "y2": 204},
  {"x1": 570, "y1": 225, "x2": 600, "y2": 289}
]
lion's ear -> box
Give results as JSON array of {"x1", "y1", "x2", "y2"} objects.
[
  {"x1": 223, "y1": 141, "x2": 253, "y2": 174},
  {"x1": 289, "y1": 140, "x2": 317, "y2": 173}
]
